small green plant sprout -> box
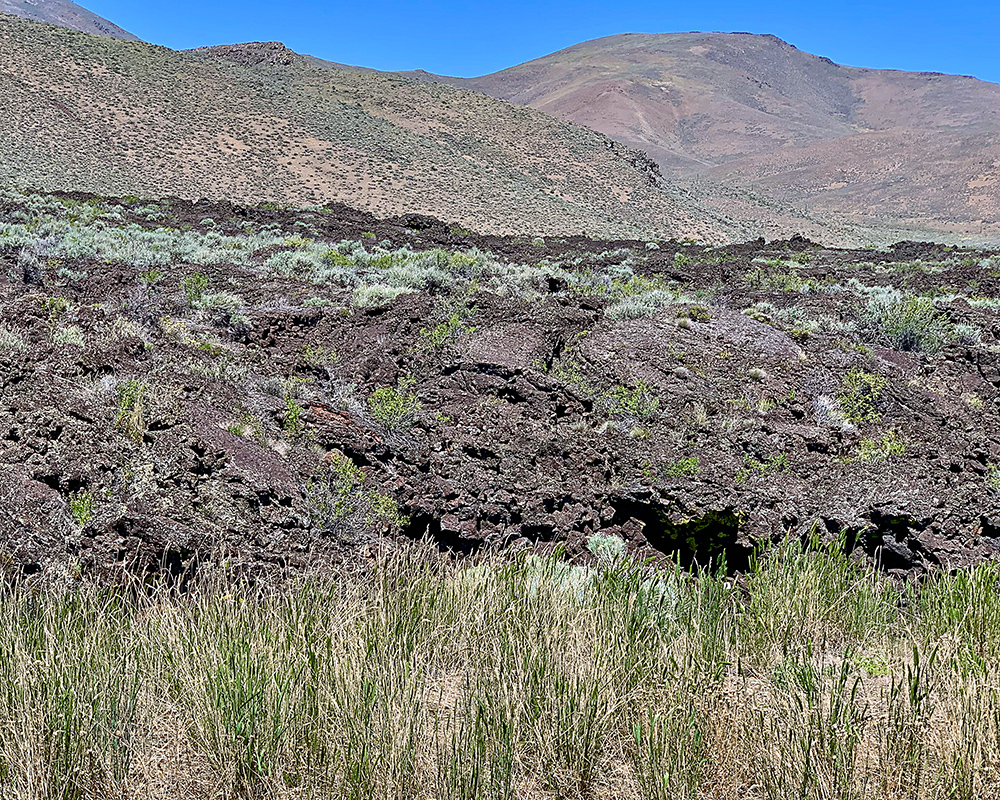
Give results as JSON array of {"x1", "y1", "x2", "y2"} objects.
[
  {"x1": 854, "y1": 430, "x2": 906, "y2": 463},
  {"x1": 69, "y1": 490, "x2": 94, "y2": 526},
  {"x1": 586, "y1": 532, "x2": 626, "y2": 567},
  {"x1": 607, "y1": 382, "x2": 660, "y2": 419},
  {"x1": 225, "y1": 412, "x2": 265, "y2": 444},
  {"x1": 986, "y1": 465, "x2": 1000, "y2": 493},
  {"x1": 366, "y1": 493, "x2": 407, "y2": 528},
  {"x1": 748, "y1": 367, "x2": 767, "y2": 382},
  {"x1": 420, "y1": 310, "x2": 477, "y2": 350},
  {"x1": 369, "y1": 376, "x2": 421, "y2": 431},
  {"x1": 838, "y1": 370, "x2": 887, "y2": 424},
  {"x1": 360, "y1": 231, "x2": 377, "y2": 239},
  {"x1": 140, "y1": 269, "x2": 163, "y2": 285},
  {"x1": 302, "y1": 343, "x2": 339, "y2": 369},
  {"x1": 181, "y1": 272, "x2": 209, "y2": 306},
  {"x1": 43, "y1": 295, "x2": 69, "y2": 321},
  {"x1": 675, "y1": 305, "x2": 712, "y2": 323},
  {"x1": 115, "y1": 380, "x2": 146, "y2": 444},
  {"x1": 736, "y1": 452, "x2": 789, "y2": 484},
  {"x1": 282, "y1": 379, "x2": 307, "y2": 439},
  {"x1": 663, "y1": 457, "x2": 700, "y2": 479}
]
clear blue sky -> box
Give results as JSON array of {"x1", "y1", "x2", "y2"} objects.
[{"x1": 84, "y1": 0, "x2": 1000, "y2": 83}]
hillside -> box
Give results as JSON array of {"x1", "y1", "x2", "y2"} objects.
[
  {"x1": 429, "y1": 32, "x2": 1000, "y2": 238},
  {"x1": 0, "y1": 0, "x2": 137, "y2": 39},
  {"x1": 0, "y1": 16, "x2": 747, "y2": 241}
]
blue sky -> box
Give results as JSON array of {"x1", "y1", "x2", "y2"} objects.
[{"x1": 85, "y1": 0, "x2": 1000, "y2": 83}]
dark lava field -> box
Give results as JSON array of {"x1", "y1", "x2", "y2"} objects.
[{"x1": 2, "y1": 189, "x2": 1000, "y2": 582}]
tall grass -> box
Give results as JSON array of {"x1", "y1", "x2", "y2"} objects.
[{"x1": 1, "y1": 541, "x2": 999, "y2": 798}]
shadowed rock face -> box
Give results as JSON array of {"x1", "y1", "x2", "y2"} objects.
[
  {"x1": 2, "y1": 190, "x2": 1000, "y2": 582},
  {"x1": 0, "y1": 1, "x2": 138, "y2": 40},
  {"x1": 426, "y1": 32, "x2": 1000, "y2": 239}
]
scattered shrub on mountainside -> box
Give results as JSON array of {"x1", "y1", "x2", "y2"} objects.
[
  {"x1": 987, "y1": 465, "x2": 1000, "y2": 493},
  {"x1": 663, "y1": 456, "x2": 700, "y2": 478},
  {"x1": 369, "y1": 376, "x2": 421, "y2": 431},
  {"x1": 302, "y1": 343, "x2": 340, "y2": 369},
  {"x1": 0, "y1": 326, "x2": 27, "y2": 352},
  {"x1": 305, "y1": 451, "x2": 406, "y2": 533},
  {"x1": 282, "y1": 378, "x2": 309, "y2": 439},
  {"x1": 675, "y1": 305, "x2": 711, "y2": 323},
  {"x1": 115, "y1": 380, "x2": 146, "y2": 443},
  {"x1": 68, "y1": 490, "x2": 94, "y2": 526},
  {"x1": 419, "y1": 309, "x2": 477, "y2": 350},
  {"x1": 837, "y1": 370, "x2": 887, "y2": 424},
  {"x1": 605, "y1": 382, "x2": 660, "y2": 420},
  {"x1": 305, "y1": 450, "x2": 364, "y2": 530},
  {"x1": 586, "y1": 532, "x2": 626, "y2": 566},
  {"x1": 53, "y1": 325, "x2": 85, "y2": 348},
  {"x1": 854, "y1": 430, "x2": 906, "y2": 463},
  {"x1": 736, "y1": 452, "x2": 789, "y2": 484},
  {"x1": 860, "y1": 290, "x2": 952, "y2": 353},
  {"x1": 181, "y1": 272, "x2": 209, "y2": 305}
]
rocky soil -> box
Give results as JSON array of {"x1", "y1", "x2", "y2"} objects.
[{"x1": 2, "y1": 190, "x2": 1000, "y2": 582}]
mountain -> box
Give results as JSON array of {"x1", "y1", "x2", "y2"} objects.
[
  {"x1": 0, "y1": 16, "x2": 757, "y2": 241},
  {"x1": 425, "y1": 33, "x2": 1000, "y2": 238},
  {"x1": 0, "y1": 0, "x2": 138, "y2": 40}
]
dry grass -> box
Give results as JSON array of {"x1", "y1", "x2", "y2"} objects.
[{"x1": 1, "y1": 540, "x2": 999, "y2": 799}]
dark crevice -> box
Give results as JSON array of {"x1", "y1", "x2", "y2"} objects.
[
  {"x1": 611, "y1": 499, "x2": 750, "y2": 575},
  {"x1": 401, "y1": 512, "x2": 480, "y2": 555}
]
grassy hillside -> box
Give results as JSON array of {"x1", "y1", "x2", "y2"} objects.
[
  {"x1": 0, "y1": 16, "x2": 741, "y2": 241},
  {"x1": 0, "y1": 0, "x2": 138, "y2": 40},
  {"x1": 436, "y1": 32, "x2": 1000, "y2": 240}
]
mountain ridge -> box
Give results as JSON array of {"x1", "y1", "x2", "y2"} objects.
[
  {"x1": 410, "y1": 32, "x2": 1000, "y2": 238},
  {"x1": 0, "y1": 16, "x2": 750, "y2": 242},
  {"x1": 0, "y1": 0, "x2": 138, "y2": 40}
]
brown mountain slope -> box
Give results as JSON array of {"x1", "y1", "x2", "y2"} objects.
[
  {"x1": 0, "y1": 17, "x2": 749, "y2": 241},
  {"x1": 0, "y1": 0, "x2": 138, "y2": 39},
  {"x1": 427, "y1": 33, "x2": 1000, "y2": 237}
]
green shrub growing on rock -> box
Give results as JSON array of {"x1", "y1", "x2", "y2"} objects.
[
  {"x1": 862, "y1": 292, "x2": 951, "y2": 353},
  {"x1": 838, "y1": 370, "x2": 887, "y2": 425},
  {"x1": 369, "y1": 377, "x2": 421, "y2": 431}
]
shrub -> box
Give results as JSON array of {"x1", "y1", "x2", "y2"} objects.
[
  {"x1": 736, "y1": 453, "x2": 789, "y2": 484},
  {"x1": 115, "y1": 380, "x2": 146, "y2": 443},
  {"x1": 419, "y1": 310, "x2": 476, "y2": 350},
  {"x1": 862, "y1": 292, "x2": 951, "y2": 352},
  {"x1": 607, "y1": 382, "x2": 660, "y2": 419},
  {"x1": 305, "y1": 451, "x2": 364, "y2": 531},
  {"x1": 181, "y1": 273, "x2": 209, "y2": 306},
  {"x1": 663, "y1": 457, "x2": 700, "y2": 478},
  {"x1": 0, "y1": 327, "x2": 27, "y2": 352},
  {"x1": 854, "y1": 430, "x2": 906, "y2": 463},
  {"x1": 69, "y1": 490, "x2": 94, "y2": 526},
  {"x1": 837, "y1": 370, "x2": 886, "y2": 424},
  {"x1": 586, "y1": 533, "x2": 626, "y2": 566},
  {"x1": 53, "y1": 326, "x2": 85, "y2": 347},
  {"x1": 987, "y1": 466, "x2": 1000, "y2": 493},
  {"x1": 369, "y1": 377, "x2": 421, "y2": 431}
]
